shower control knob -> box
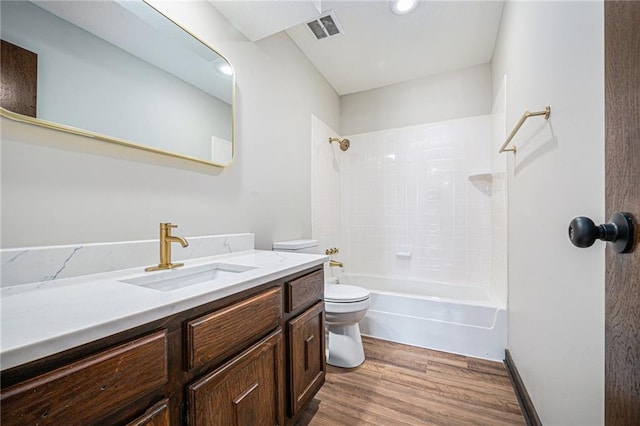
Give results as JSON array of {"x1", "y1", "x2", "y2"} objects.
[{"x1": 568, "y1": 212, "x2": 635, "y2": 253}]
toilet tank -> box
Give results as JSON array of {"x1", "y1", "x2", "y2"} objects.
[{"x1": 272, "y1": 239, "x2": 319, "y2": 254}]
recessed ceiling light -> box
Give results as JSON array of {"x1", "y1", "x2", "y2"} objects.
[{"x1": 390, "y1": 0, "x2": 418, "y2": 15}]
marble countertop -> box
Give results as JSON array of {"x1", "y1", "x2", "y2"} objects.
[{"x1": 0, "y1": 250, "x2": 328, "y2": 371}]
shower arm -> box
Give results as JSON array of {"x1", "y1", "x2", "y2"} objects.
[{"x1": 329, "y1": 137, "x2": 350, "y2": 151}]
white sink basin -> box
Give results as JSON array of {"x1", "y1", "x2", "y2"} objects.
[{"x1": 120, "y1": 263, "x2": 257, "y2": 292}]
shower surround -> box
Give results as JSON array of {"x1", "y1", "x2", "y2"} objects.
[{"x1": 342, "y1": 115, "x2": 498, "y2": 290}]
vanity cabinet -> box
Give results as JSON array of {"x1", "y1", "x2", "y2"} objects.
[
  {"x1": 0, "y1": 265, "x2": 325, "y2": 426},
  {"x1": 283, "y1": 270, "x2": 326, "y2": 422}
]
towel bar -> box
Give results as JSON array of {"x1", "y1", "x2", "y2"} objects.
[{"x1": 499, "y1": 106, "x2": 551, "y2": 153}]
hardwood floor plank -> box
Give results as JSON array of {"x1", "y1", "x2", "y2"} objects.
[
  {"x1": 380, "y1": 362, "x2": 522, "y2": 415},
  {"x1": 467, "y1": 357, "x2": 510, "y2": 377},
  {"x1": 363, "y1": 336, "x2": 469, "y2": 369},
  {"x1": 424, "y1": 369, "x2": 517, "y2": 401},
  {"x1": 318, "y1": 382, "x2": 465, "y2": 426},
  {"x1": 296, "y1": 337, "x2": 525, "y2": 426},
  {"x1": 330, "y1": 366, "x2": 524, "y2": 425},
  {"x1": 317, "y1": 391, "x2": 419, "y2": 426},
  {"x1": 427, "y1": 361, "x2": 513, "y2": 387}
]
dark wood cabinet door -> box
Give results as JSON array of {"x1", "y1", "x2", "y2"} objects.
[
  {"x1": 287, "y1": 301, "x2": 326, "y2": 417},
  {"x1": 188, "y1": 329, "x2": 285, "y2": 426}
]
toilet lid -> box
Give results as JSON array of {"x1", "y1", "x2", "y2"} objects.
[{"x1": 325, "y1": 284, "x2": 370, "y2": 303}]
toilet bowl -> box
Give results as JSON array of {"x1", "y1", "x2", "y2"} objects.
[{"x1": 324, "y1": 284, "x2": 370, "y2": 368}]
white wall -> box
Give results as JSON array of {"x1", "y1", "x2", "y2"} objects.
[
  {"x1": 492, "y1": 2, "x2": 604, "y2": 424},
  {"x1": 340, "y1": 64, "x2": 492, "y2": 135},
  {"x1": 0, "y1": 0, "x2": 340, "y2": 249}
]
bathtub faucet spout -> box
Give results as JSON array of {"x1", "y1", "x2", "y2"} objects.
[{"x1": 329, "y1": 259, "x2": 344, "y2": 268}]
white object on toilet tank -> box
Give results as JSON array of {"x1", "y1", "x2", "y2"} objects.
[{"x1": 272, "y1": 239, "x2": 319, "y2": 254}]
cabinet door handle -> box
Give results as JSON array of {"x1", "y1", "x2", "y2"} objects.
[
  {"x1": 232, "y1": 381, "x2": 259, "y2": 406},
  {"x1": 304, "y1": 335, "x2": 315, "y2": 371}
]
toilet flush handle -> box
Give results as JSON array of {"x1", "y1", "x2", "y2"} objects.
[{"x1": 568, "y1": 212, "x2": 635, "y2": 253}]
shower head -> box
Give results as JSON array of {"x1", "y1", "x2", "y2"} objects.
[{"x1": 329, "y1": 137, "x2": 350, "y2": 151}]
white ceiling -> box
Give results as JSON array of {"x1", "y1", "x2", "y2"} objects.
[
  {"x1": 210, "y1": 0, "x2": 322, "y2": 41},
  {"x1": 212, "y1": 1, "x2": 504, "y2": 96}
]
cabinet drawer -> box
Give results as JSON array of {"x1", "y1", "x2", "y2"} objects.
[
  {"x1": 187, "y1": 287, "x2": 282, "y2": 370},
  {"x1": 286, "y1": 270, "x2": 323, "y2": 313},
  {"x1": 0, "y1": 330, "x2": 168, "y2": 425}
]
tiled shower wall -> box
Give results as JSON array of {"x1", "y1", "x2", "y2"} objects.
[{"x1": 341, "y1": 115, "x2": 497, "y2": 288}]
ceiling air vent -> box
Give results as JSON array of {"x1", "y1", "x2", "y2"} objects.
[{"x1": 306, "y1": 11, "x2": 343, "y2": 40}]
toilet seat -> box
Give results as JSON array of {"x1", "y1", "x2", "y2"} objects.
[{"x1": 325, "y1": 284, "x2": 370, "y2": 303}]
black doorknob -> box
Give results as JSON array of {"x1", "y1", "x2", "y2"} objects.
[{"x1": 568, "y1": 212, "x2": 635, "y2": 253}]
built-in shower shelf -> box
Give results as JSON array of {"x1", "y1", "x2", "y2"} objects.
[{"x1": 467, "y1": 170, "x2": 493, "y2": 182}]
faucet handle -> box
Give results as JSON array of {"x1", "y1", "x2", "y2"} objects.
[{"x1": 161, "y1": 222, "x2": 178, "y2": 229}]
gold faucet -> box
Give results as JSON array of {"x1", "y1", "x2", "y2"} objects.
[
  {"x1": 145, "y1": 223, "x2": 189, "y2": 271},
  {"x1": 329, "y1": 259, "x2": 344, "y2": 268}
]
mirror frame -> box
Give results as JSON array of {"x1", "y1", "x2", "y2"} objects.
[{"x1": 0, "y1": 0, "x2": 236, "y2": 168}]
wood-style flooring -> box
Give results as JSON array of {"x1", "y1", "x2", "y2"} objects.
[{"x1": 295, "y1": 336, "x2": 525, "y2": 426}]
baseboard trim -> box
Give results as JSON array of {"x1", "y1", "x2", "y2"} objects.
[{"x1": 504, "y1": 349, "x2": 542, "y2": 426}]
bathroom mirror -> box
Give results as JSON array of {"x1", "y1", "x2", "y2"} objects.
[{"x1": 0, "y1": 0, "x2": 235, "y2": 167}]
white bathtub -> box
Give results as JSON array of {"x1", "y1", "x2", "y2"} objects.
[{"x1": 338, "y1": 274, "x2": 507, "y2": 361}]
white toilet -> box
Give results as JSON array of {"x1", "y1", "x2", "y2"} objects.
[
  {"x1": 324, "y1": 282, "x2": 370, "y2": 368},
  {"x1": 272, "y1": 239, "x2": 371, "y2": 368}
]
